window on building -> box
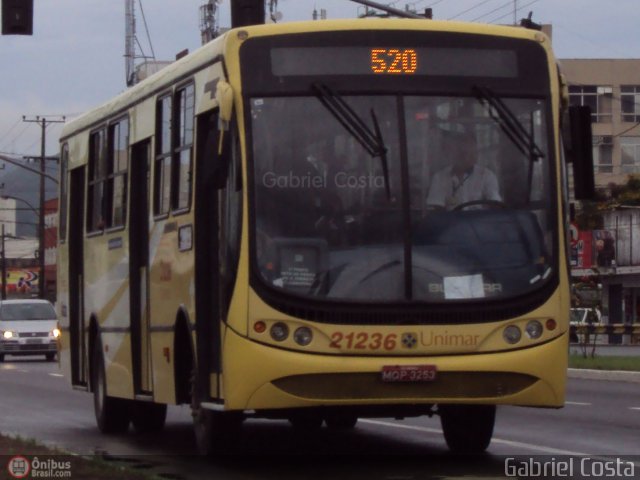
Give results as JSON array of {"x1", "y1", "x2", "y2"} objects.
[
  {"x1": 154, "y1": 95, "x2": 172, "y2": 216},
  {"x1": 593, "y1": 136, "x2": 613, "y2": 173},
  {"x1": 621, "y1": 137, "x2": 640, "y2": 174},
  {"x1": 569, "y1": 85, "x2": 613, "y2": 123},
  {"x1": 172, "y1": 83, "x2": 195, "y2": 211},
  {"x1": 108, "y1": 118, "x2": 129, "y2": 227},
  {"x1": 621, "y1": 85, "x2": 640, "y2": 122},
  {"x1": 87, "y1": 129, "x2": 107, "y2": 232}
]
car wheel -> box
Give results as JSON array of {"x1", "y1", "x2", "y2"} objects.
[
  {"x1": 92, "y1": 339, "x2": 131, "y2": 434},
  {"x1": 0, "y1": 354, "x2": 4, "y2": 362},
  {"x1": 45, "y1": 352, "x2": 56, "y2": 362}
]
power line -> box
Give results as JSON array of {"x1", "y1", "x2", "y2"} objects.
[
  {"x1": 488, "y1": 0, "x2": 540, "y2": 24},
  {"x1": 470, "y1": 0, "x2": 513, "y2": 22},
  {"x1": 448, "y1": 0, "x2": 495, "y2": 20},
  {"x1": 1, "y1": 123, "x2": 32, "y2": 153},
  {"x1": 0, "y1": 119, "x2": 22, "y2": 146}
]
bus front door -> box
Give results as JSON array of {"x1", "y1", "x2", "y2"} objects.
[
  {"x1": 129, "y1": 140, "x2": 152, "y2": 394},
  {"x1": 69, "y1": 166, "x2": 86, "y2": 386}
]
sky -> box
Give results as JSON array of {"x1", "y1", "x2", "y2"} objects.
[{"x1": 0, "y1": 0, "x2": 638, "y2": 159}]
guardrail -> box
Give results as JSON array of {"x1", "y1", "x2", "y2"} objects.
[{"x1": 570, "y1": 323, "x2": 640, "y2": 345}]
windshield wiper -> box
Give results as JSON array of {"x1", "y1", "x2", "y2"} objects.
[
  {"x1": 472, "y1": 85, "x2": 545, "y2": 162},
  {"x1": 312, "y1": 82, "x2": 391, "y2": 200}
]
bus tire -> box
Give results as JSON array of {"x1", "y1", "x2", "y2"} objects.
[
  {"x1": 325, "y1": 412, "x2": 358, "y2": 430},
  {"x1": 439, "y1": 404, "x2": 495, "y2": 453},
  {"x1": 192, "y1": 408, "x2": 243, "y2": 455},
  {"x1": 92, "y1": 340, "x2": 131, "y2": 434},
  {"x1": 190, "y1": 370, "x2": 242, "y2": 455},
  {"x1": 131, "y1": 401, "x2": 167, "y2": 433}
]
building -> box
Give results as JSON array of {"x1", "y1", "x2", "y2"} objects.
[
  {"x1": 563, "y1": 58, "x2": 640, "y2": 334},
  {"x1": 44, "y1": 197, "x2": 57, "y2": 301},
  {"x1": 560, "y1": 59, "x2": 640, "y2": 188}
]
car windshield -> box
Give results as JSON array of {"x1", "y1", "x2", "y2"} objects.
[
  {"x1": 0, "y1": 303, "x2": 56, "y2": 320},
  {"x1": 251, "y1": 93, "x2": 554, "y2": 303}
]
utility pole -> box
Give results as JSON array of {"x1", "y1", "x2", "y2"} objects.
[{"x1": 22, "y1": 115, "x2": 65, "y2": 300}]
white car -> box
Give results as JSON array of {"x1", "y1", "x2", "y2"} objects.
[
  {"x1": 0, "y1": 299, "x2": 59, "y2": 362},
  {"x1": 569, "y1": 307, "x2": 602, "y2": 343}
]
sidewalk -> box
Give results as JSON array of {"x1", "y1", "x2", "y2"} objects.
[{"x1": 568, "y1": 368, "x2": 640, "y2": 383}]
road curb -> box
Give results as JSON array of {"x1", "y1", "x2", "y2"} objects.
[{"x1": 568, "y1": 368, "x2": 640, "y2": 383}]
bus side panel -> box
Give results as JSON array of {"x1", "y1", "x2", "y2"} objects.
[
  {"x1": 147, "y1": 217, "x2": 196, "y2": 405},
  {"x1": 83, "y1": 232, "x2": 135, "y2": 399}
]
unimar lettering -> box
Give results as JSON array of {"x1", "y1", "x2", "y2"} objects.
[{"x1": 421, "y1": 331, "x2": 479, "y2": 347}]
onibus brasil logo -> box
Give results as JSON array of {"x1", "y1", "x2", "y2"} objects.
[
  {"x1": 7, "y1": 455, "x2": 72, "y2": 478},
  {"x1": 7, "y1": 456, "x2": 30, "y2": 479}
]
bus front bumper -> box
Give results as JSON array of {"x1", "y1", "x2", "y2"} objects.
[{"x1": 222, "y1": 328, "x2": 567, "y2": 411}]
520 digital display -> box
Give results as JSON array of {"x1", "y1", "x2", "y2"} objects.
[
  {"x1": 370, "y1": 48, "x2": 418, "y2": 74},
  {"x1": 270, "y1": 46, "x2": 517, "y2": 78}
]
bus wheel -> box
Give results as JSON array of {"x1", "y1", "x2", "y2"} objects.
[
  {"x1": 192, "y1": 407, "x2": 243, "y2": 455},
  {"x1": 131, "y1": 401, "x2": 167, "y2": 433},
  {"x1": 92, "y1": 342, "x2": 131, "y2": 434},
  {"x1": 325, "y1": 412, "x2": 358, "y2": 430},
  {"x1": 439, "y1": 404, "x2": 495, "y2": 453}
]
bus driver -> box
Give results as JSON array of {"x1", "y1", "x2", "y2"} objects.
[{"x1": 426, "y1": 129, "x2": 502, "y2": 210}]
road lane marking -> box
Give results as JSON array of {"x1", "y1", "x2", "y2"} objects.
[
  {"x1": 49, "y1": 373, "x2": 64, "y2": 377},
  {"x1": 629, "y1": 407, "x2": 640, "y2": 411},
  {"x1": 566, "y1": 401, "x2": 591, "y2": 406},
  {"x1": 360, "y1": 419, "x2": 590, "y2": 456}
]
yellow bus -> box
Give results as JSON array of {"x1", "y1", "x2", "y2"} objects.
[{"x1": 57, "y1": 15, "x2": 594, "y2": 454}]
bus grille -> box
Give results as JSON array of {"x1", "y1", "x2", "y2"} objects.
[{"x1": 272, "y1": 372, "x2": 537, "y2": 401}]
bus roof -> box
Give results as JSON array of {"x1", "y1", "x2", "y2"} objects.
[{"x1": 60, "y1": 18, "x2": 547, "y2": 142}]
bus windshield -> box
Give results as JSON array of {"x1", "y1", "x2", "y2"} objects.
[{"x1": 251, "y1": 92, "x2": 554, "y2": 303}]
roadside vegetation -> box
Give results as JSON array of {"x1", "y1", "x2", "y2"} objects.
[
  {"x1": 569, "y1": 353, "x2": 640, "y2": 371},
  {"x1": 0, "y1": 434, "x2": 159, "y2": 480}
]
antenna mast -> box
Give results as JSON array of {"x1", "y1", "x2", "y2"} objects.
[
  {"x1": 200, "y1": 0, "x2": 220, "y2": 45},
  {"x1": 125, "y1": 0, "x2": 136, "y2": 86}
]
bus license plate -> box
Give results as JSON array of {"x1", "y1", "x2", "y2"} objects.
[{"x1": 381, "y1": 365, "x2": 437, "y2": 383}]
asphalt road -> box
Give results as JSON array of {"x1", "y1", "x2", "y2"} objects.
[{"x1": 1, "y1": 356, "x2": 639, "y2": 479}]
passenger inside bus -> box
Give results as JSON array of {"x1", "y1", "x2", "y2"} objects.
[{"x1": 426, "y1": 129, "x2": 502, "y2": 210}]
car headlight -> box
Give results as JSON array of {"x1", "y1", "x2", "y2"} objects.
[
  {"x1": 50, "y1": 328, "x2": 61, "y2": 339},
  {"x1": 3, "y1": 330, "x2": 15, "y2": 339}
]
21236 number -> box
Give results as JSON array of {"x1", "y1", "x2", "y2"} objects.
[{"x1": 329, "y1": 332, "x2": 398, "y2": 350}]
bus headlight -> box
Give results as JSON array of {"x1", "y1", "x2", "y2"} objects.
[
  {"x1": 270, "y1": 322, "x2": 289, "y2": 342},
  {"x1": 525, "y1": 320, "x2": 543, "y2": 339},
  {"x1": 503, "y1": 325, "x2": 521, "y2": 344},
  {"x1": 293, "y1": 327, "x2": 313, "y2": 346}
]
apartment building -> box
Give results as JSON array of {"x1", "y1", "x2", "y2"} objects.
[
  {"x1": 560, "y1": 59, "x2": 640, "y2": 187},
  {"x1": 562, "y1": 59, "x2": 640, "y2": 330}
]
